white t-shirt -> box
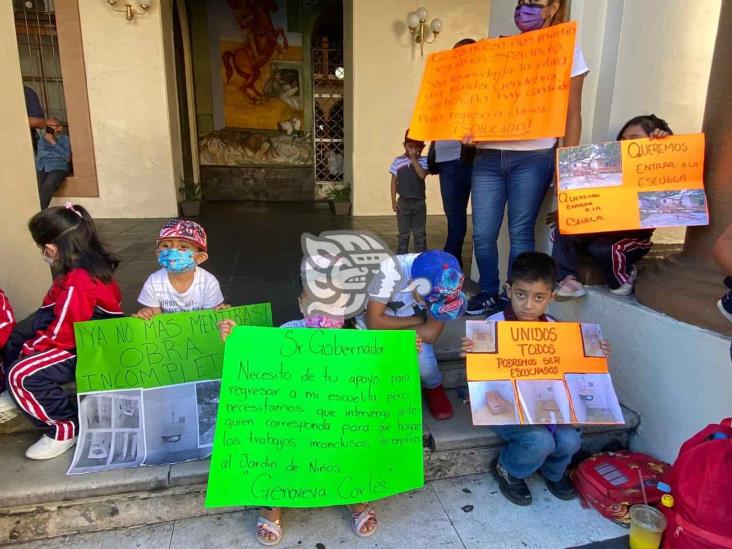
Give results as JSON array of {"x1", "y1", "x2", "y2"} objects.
[
  {"x1": 355, "y1": 253, "x2": 423, "y2": 328},
  {"x1": 477, "y1": 41, "x2": 589, "y2": 151},
  {"x1": 137, "y1": 267, "x2": 224, "y2": 313}
]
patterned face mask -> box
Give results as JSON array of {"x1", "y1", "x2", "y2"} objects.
[
  {"x1": 304, "y1": 315, "x2": 345, "y2": 329},
  {"x1": 158, "y1": 248, "x2": 197, "y2": 273},
  {"x1": 429, "y1": 291, "x2": 467, "y2": 321}
]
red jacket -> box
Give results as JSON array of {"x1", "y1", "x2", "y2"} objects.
[
  {"x1": 21, "y1": 268, "x2": 123, "y2": 356},
  {"x1": 0, "y1": 289, "x2": 15, "y2": 349}
]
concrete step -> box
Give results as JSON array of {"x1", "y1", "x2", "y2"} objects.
[
  {"x1": 0, "y1": 389, "x2": 639, "y2": 544},
  {"x1": 423, "y1": 389, "x2": 640, "y2": 482}
]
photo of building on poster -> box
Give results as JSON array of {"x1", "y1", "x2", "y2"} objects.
[
  {"x1": 68, "y1": 380, "x2": 222, "y2": 475},
  {"x1": 638, "y1": 189, "x2": 708, "y2": 228},
  {"x1": 557, "y1": 141, "x2": 623, "y2": 191}
]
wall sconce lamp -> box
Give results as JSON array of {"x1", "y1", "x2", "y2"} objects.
[
  {"x1": 407, "y1": 7, "x2": 443, "y2": 56},
  {"x1": 106, "y1": 0, "x2": 153, "y2": 22}
]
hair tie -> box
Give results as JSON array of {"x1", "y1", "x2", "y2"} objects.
[{"x1": 64, "y1": 201, "x2": 82, "y2": 218}]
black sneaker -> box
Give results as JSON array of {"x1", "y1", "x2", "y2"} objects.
[
  {"x1": 542, "y1": 472, "x2": 577, "y2": 500},
  {"x1": 466, "y1": 292, "x2": 501, "y2": 316},
  {"x1": 490, "y1": 457, "x2": 532, "y2": 506}
]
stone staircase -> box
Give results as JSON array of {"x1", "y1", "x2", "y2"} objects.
[{"x1": 0, "y1": 319, "x2": 640, "y2": 545}]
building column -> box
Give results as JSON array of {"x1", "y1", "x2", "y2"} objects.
[{"x1": 635, "y1": 2, "x2": 732, "y2": 337}]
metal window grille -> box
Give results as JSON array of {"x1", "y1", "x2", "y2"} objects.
[
  {"x1": 312, "y1": 36, "x2": 345, "y2": 197},
  {"x1": 14, "y1": 0, "x2": 67, "y2": 122}
]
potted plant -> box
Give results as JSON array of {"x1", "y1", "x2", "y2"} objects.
[
  {"x1": 179, "y1": 178, "x2": 202, "y2": 217},
  {"x1": 325, "y1": 184, "x2": 351, "y2": 216}
]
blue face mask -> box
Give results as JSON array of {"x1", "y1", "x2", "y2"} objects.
[{"x1": 158, "y1": 248, "x2": 197, "y2": 273}]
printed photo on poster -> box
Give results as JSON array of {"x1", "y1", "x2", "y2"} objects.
[
  {"x1": 465, "y1": 320, "x2": 497, "y2": 353},
  {"x1": 468, "y1": 381, "x2": 519, "y2": 425},
  {"x1": 558, "y1": 142, "x2": 623, "y2": 191},
  {"x1": 638, "y1": 189, "x2": 708, "y2": 228},
  {"x1": 517, "y1": 380, "x2": 572, "y2": 424},
  {"x1": 196, "y1": 380, "x2": 221, "y2": 447},
  {"x1": 581, "y1": 323, "x2": 605, "y2": 358},
  {"x1": 69, "y1": 390, "x2": 145, "y2": 474},
  {"x1": 565, "y1": 374, "x2": 624, "y2": 424},
  {"x1": 142, "y1": 383, "x2": 212, "y2": 466}
]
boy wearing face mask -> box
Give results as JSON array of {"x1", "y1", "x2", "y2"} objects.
[{"x1": 134, "y1": 220, "x2": 225, "y2": 319}]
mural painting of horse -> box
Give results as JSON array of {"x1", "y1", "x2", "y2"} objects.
[{"x1": 222, "y1": 0, "x2": 289, "y2": 103}]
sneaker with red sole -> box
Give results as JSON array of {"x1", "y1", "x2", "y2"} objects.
[{"x1": 424, "y1": 385, "x2": 453, "y2": 420}]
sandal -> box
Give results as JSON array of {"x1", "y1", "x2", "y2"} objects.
[
  {"x1": 348, "y1": 504, "x2": 378, "y2": 538},
  {"x1": 255, "y1": 516, "x2": 282, "y2": 546}
]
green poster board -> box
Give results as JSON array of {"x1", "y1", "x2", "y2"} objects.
[
  {"x1": 74, "y1": 304, "x2": 272, "y2": 393},
  {"x1": 206, "y1": 326, "x2": 424, "y2": 508}
]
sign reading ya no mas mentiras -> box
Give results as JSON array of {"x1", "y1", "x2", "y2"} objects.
[
  {"x1": 68, "y1": 304, "x2": 272, "y2": 475},
  {"x1": 206, "y1": 326, "x2": 424, "y2": 509},
  {"x1": 557, "y1": 133, "x2": 708, "y2": 234},
  {"x1": 465, "y1": 320, "x2": 624, "y2": 427},
  {"x1": 409, "y1": 22, "x2": 577, "y2": 142}
]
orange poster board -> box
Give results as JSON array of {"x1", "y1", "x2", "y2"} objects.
[
  {"x1": 408, "y1": 22, "x2": 577, "y2": 142},
  {"x1": 557, "y1": 133, "x2": 708, "y2": 235},
  {"x1": 465, "y1": 321, "x2": 623, "y2": 426}
]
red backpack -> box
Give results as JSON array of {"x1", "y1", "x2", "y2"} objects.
[
  {"x1": 661, "y1": 418, "x2": 732, "y2": 548},
  {"x1": 571, "y1": 451, "x2": 668, "y2": 526}
]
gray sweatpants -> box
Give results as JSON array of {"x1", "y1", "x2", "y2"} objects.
[{"x1": 396, "y1": 197, "x2": 427, "y2": 254}]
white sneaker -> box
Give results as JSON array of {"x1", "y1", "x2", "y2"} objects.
[
  {"x1": 555, "y1": 276, "x2": 586, "y2": 299},
  {"x1": 25, "y1": 434, "x2": 77, "y2": 460},
  {"x1": 0, "y1": 391, "x2": 20, "y2": 423},
  {"x1": 609, "y1": 266, "x2": 638, "y2": 296}
]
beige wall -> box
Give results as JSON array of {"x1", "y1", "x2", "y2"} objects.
[
  {"x1": 348, "y1": 0, "x2": 491, "y2": 216},
  {"x1": 0, "y1": 3, "x2": 51, "y2": 316},
  {"x1": 51, "y1": 1, "x2": 179, "y2": 218},
  {"x1": 572, "y1": 0, "x2": 720, "y2": 143}
]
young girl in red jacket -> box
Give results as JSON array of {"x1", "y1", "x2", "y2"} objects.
[{"x1": 0, "y1": 203, "x2": 123, "y2": 460}]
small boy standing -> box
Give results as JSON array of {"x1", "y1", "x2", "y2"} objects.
[
  {"x1": 390, "y1": 130, "x2": 429, "y2": 254},
  {"x1": 463, "y1": 252, "x2": 610, "y2": 506},
  {"x1": 135, "y1": 220, "x2": 225, "y2": 319}
]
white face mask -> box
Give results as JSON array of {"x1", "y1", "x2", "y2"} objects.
[{"x1": 41, "y1": 248, "x2": 55, "y2": 265}]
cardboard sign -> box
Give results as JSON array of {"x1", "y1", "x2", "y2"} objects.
[
  {"x1": 408, "y1": 22, "x2": 576, "y2": 142},
  {"x1": 557, "y1": 133, "x2": 708, "y2": 234},
  {"x1": 465, "y1": 320, "x2": 623, "y2": 426},
  {"x1": 74, "y1": 305, "x2": 272, "y2": 392},
  {"x1": 68, "y1": 305, "x2": 272, "y2": 475},
  {"x1": 206, "y1": 327, "x2": 424, "y2": 508}
]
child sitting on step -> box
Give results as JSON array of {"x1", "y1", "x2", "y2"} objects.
[
  {"x1": 134, "y1": 219, "x2": 227, "y2": 318},
  {"x1": 552, "y1": 114, "x2": 673, "y2": 298},
  {"x1": 462, "y1": 252, "x2": 611, "y2": 506},
  {"x1": 0, "y1": 289, "x2": 16, "y2": 422},
  {"x1": 0, "y1": 203, "x2": 123, "y2": 460},
  {"x1": 218, "y1": 260, "x2": 393, "y2": 546}
]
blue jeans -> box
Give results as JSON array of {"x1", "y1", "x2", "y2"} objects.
[
  {"x1": 471, "y1": 149, "x2": 555, "y2": 295},
  {"x1": 439, "y1": 159, "x2": 472, "y2": 267},
  {"x1": 419, "y1": 343, "x2": 442, "y2": 389},
  {"x1": 493, "y1": 425, "x2": 581, "y2": 481}
]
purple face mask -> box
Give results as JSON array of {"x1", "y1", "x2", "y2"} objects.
[{"x1": 514, "y1": 4, "x2": 546, "y2": 32}]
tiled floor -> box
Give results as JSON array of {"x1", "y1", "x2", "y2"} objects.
[
  {"x1": 98, "y1": 200, "x2": 682, "y2": 322},
  {"x1": 97, "y1": 201, "x2": 474, "y2": 322},
  {"x1": 14, "y1": 473, "x2": 630, "y2": 549}
]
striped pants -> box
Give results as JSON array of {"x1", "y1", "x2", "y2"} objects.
[
  {"x1": 2, "y1": 341, "x2": 77, "y2": 441},
  {"x1": 552, "y1": 234, "x2": 652, "y2": 290}
]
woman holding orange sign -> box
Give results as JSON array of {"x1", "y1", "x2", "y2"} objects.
[{"x1": 466, "y1": 0, "x2": 589, "y2": 316}]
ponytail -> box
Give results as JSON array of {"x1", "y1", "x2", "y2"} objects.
[{"x1": 28, "y1": 203, "x2": 119, "y2": 282}]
